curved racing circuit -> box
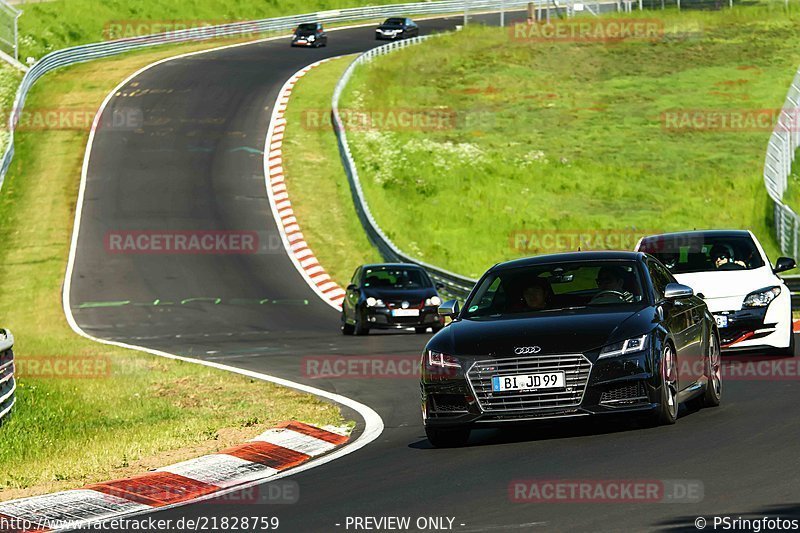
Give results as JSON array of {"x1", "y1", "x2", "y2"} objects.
[{"x1": 67, "y1": 12, "x2": 800, "y2": 533}]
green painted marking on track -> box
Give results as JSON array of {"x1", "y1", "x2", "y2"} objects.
[
  {"x1": 77, "y1": 301, "x2": 131, "y2": 309},
  {"x1": 228, "y1": 146, "x2": 264, "y2": 155}
]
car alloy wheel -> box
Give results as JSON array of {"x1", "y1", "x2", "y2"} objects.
[
  {"x1": 701, "y1": 333, "x2": 721, "y2": 407},
  {"x1": 657, "y1": 343, "x2": 678, "y2": 424}
]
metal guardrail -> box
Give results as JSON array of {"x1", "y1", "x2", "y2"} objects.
[
  {"x1": 330, "y1": 0, "x2": 627, "y2": 299},
  {"x1": 0, "y1": 329, "x2": 15, "y2": 424},
  {"x1": 781, "y1": 275, "x2": 800, "y2": 309},
  {"x1": 331, "y1": 35, "x2": 480, "y2": 300},
  {"x1": 763, "y1": 69, "x2": 800, "y2": 260},
  {"x1": 0, "y1": 0, "x2": 545, "y2": 192}
]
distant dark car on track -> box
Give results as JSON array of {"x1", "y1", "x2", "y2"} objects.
[
  {"x1": 375, "y1": 17, "x2": 420, "y2": 40},
  {"x1": 291, "y1": 23, "x2": 328, "y2": 47},
  {"x1": 421, "y1": 251, "x2": 722, "y2": 447},
  {"x1": 341, "y1": 263, "x2": 444, "y2": 335}
]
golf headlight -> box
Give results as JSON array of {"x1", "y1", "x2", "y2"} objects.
[
  {"x1": 599, "y1": 334, "x2": 649, "y2": 359},
  {"x1": 308, "y1": 35, "x2": 315, "y2": 41},
  {"x1": 742, "y1": 286, "x2": 781, "y2": 308},
  {"x1": 426, "y1": 350, "x2": 460, "y2": 369},
  {"x1": 425, "y1": 296, "x2": 442, "y2": 307},
  {"x1": 366, "y1": 297, "x2": 384, "y2": 307}
]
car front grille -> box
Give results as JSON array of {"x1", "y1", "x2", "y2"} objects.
[
  {"x1": 600, "y1": 381, "x2": 648, "y2": 405},
  {"x1": 467, "y1": 353, "x2": 591, "y2": 413}
]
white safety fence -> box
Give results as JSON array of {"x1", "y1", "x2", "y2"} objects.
[
  {"x1": 763, "y1": 67, "x2": 800, "y2": 259},
  {"x1": 0, "y1": 329, "x2": 15, "y2": 424}
]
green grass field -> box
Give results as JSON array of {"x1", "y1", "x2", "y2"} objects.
[
  {"x1": 339, "y1": 6, "x2": 800, "y2": 278},
  {"x1": 0, "y1": 41, "x2": 343, "y2": 501}
]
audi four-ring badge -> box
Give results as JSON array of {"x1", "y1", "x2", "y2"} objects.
[{"x1": 420, "y1": 251, "x2": 722, "y2": 448}]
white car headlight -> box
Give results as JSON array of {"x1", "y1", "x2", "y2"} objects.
[
  {"x1": 599, "y1": 334, "x2": 649, "y2": 359},
  {"x1": 308, "y1": 35, "x2": 316, "y2": 41},
  {"x1": 365, "y1": 297, "x2": 384, "y2": 307},
  {"x1": 425, "y1": 296, "x2": 442, "y2": 307},
  {"x1": 742, "y1": 286, "x2": 781, "y2": 308}
]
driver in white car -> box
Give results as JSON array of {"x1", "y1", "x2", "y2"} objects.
[{"x1": 710, "y1": 244, "x2": 746, "y2": 270}]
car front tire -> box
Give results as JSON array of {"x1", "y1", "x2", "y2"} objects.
[
  {"x1": 700, "y1": 332, "x2": 722, "y2": 407},
  {"x1": 425, "y1": 426, "x2": 470, "y2": 448},
  {"x1": 354, "y1": 313, "x2": 369, "y2": 336},
  {"x1": 655, "y1": 343, "x2": 678, "y2": 425}
]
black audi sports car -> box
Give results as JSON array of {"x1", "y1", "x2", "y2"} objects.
[
  {"x1": 421, "y1": 251, "x2": 722, "y2": 447},
  {"x1": 291, "y1": 23, "x2": 327, "y2": 47},
  {"x1": 341, "y1": 263, "x2": 444, "y2": 335},
  {"x1": 375, "y1": 17, "x2": 420, "y2": 40}
]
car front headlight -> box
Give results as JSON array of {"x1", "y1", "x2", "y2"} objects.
[
  {"x1": 365, "y1": 297, "x2": 384, "y2": 307},
  {"x1": 599, "y1": 334, "x2": 649, "y2": 359},
  {"x1": 308, "y1": 35, "x2": 316, "y2": 41},
  {"x1": 425, "y1": 296, "x2": 442, "y2": 307},
  {"x1": 742, "y1": 286, "x2": 781, "y2": 308},
  {"x1": 425, "y1": 350, "x2": 461, "y2": 369}
]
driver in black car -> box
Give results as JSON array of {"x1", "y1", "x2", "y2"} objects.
[{"x1": 592, "y1": 265, "x2": 634, "y2": 303}]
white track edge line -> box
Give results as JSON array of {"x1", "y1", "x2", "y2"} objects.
[
  {"x1": 262, "y1": 58, "x2": 350, "y2": 312},
  {"x1": 57, "y1": 31, "x2": 384, "y2": 533}
]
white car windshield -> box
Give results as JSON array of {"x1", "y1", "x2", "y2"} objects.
[{"x1": 639, "y1": 234, "x2": 764, "y2": 274}]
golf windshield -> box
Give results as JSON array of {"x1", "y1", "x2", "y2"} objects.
[{"x1": 362, "y1": 267, "x2": 432, "y2": 289}]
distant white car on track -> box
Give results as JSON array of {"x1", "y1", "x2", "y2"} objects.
[{"x1": 637, "y1": 230, "x2": 796, "y2": 355}]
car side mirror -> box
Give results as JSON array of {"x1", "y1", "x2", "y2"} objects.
[
  {"x1": 437, "y1": 299, "x2": 460, "y2": 317},
  {"x1": 664, "y1": 283, "x2": 694, "y2": 300},
  {"x1": 346, "y1": 284, "x2": 358, "y2": 291},
  {"x1": 435, "y1": 282, "x2": 445, "y2": 291},
  {"x1": 774, "y1": 256, "x2": 796, "y2": 274}
]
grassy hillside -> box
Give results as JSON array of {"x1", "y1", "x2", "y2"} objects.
[{"x1": 342, "y1": 6, "x2": 800, "y2": 278}]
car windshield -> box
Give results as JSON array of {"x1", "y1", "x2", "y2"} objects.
[
  {"x1": 362, "y1": 267, "x2": 431, "y2": 289},
  {"x1": 463, "y1": 260, "x2": 646, "y2": 319},
  {"x1": 383, "y1": 18, "x2": 405, "y2": 25},
  {"x1": 639, "y1": 234, "x2": 764, "y2": 274},
  {"x1": 297, "y1": 23, "x2": 318, "y2": 31}
]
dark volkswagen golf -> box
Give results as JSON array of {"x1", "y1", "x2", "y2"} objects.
[
  {"x1": 421, "y1": 251, "x2": 722, "y2": 447},
  {"x1": 341, "y1": 263, "x2": 444, "y2": 335}
]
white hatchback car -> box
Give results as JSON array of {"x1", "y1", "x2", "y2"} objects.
[{"x1": 637, "y1": 230, "x2": 796, "y2": 355}]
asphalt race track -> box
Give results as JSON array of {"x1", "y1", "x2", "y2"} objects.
[{"x1": 69, "y1": 12, "x2": 800, "y2": 533}]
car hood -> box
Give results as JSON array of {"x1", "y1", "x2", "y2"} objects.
[
  {"x1": 294, "y1": 30, "x2": 317, "y2": 36},
  {"x1": 430, "y1": 306, "x2": 655, "y2": 357},
  {"x1": 363, "y1": 287, "x2": 436, "y2": 303},
  {"x1": 674, "y1": 266, "x2": 779, "y2": 300},
  {"x1": 377, "y1": 24, "x2": 404, "y2": 30}
]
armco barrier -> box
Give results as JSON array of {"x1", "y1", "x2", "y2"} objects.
[
  {"x1": 0, "y1": 0, "x2": 541, "y2": 192},
  {"x1": 331, "y1": 35, "x2": 478, "y2": 300},
  {"x1": 763, "y1": 67, "x2": 800, "y2": 260},
  {"x1": 331, "y1": 0, "x2": 626, "y2": 300},
  {"x1": 0, "y1": 329, "x2": 15, "y2": 424}
]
